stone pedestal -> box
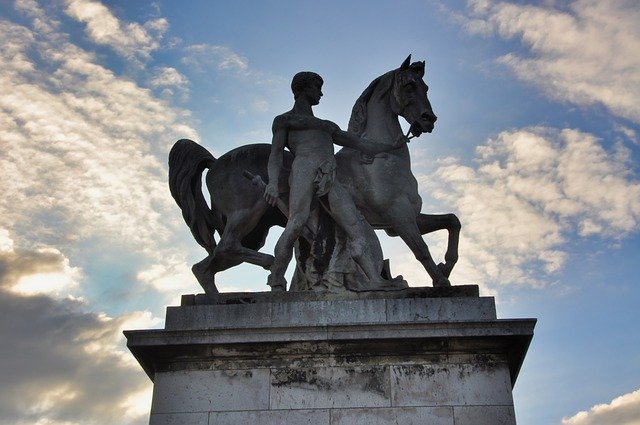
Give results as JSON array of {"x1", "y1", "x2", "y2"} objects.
[{"x1": 125, "y1": 286, "x2": 535, "y2": 425}]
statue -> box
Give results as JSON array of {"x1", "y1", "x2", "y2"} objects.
[
  {"x1": 169, "y1": 55, "x2": 460, "y2": 295},
  {"x1": 264, "y1": 71, "x2": 407, "y2": 291}
]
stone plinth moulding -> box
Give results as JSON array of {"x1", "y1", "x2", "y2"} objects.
[{"x1": 125, "y1": 285, "x2": 535, "y2": 425}]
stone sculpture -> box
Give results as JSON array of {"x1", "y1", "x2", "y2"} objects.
[
  {"x1": 169, "y1": 55, "x2": 460, "y2": 295},
  {"x1": 264, "y1": 71, "x2": 407, "y2": 292}
]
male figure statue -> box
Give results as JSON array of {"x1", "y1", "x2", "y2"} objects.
[{"x1": 264, "y1": 71, "x2": 405, "y2": 291}]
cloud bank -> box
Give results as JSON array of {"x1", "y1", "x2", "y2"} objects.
[
  {"x1": 0, "y1": 231, "x2": 159, "y2": 425},
  {"x1": 182, "y1": 44, "x2": 250, "y2": 74},
  {"x1": 464, "y1": 0, "x2": 640, "y2": 123},
  {"x1": 0, "y1": 2, "x2": 200, "y2": 297},
  {"x1": 421, "y1": 127, "x2": 640, "y2": 287},
  {"x1": 0, "y1": 2, "x2": 201, "y2": 423},
  {"x1": 0, "y1": 228, "x2": 81, "y2": 297},
  {"x1": 562, "y1": 389, "x2": 640, "y2": 425},
  {"x1": 65, "y1": 0, "x2": 168, "y2": 64}
]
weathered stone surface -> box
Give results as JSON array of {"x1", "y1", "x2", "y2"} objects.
[
  {"x1": 127, "y1": 318, "x2": 534, "y2": 386},
  {"x1": 126, "y1": 294, "x2": 535, "y2": 424},
  {"x1": 270, "y1": 366, "x2": 391, "y2": 409},
  {"x1": 151, "y1": 369, "x2": 270, "y2": 413},
  {"x1": 165, "y1": 290, "x2": 496, "y2": 331},
  {"x1": 270, "y1": 299, "x2": 387, "y2": 327},
  {"x1": 386, "y1": 296, "x2": 495, "y2": 322},
  {"x1": 453, "y1": 405, "x2": 516, "y2": 425},
  {"x1": 391, "y1": 363, "x2": 513, "y2": 407},
  {"x1": 331, "y1": 406, "x2": 454, "y2": 425},
  {"x1": 149, "y1": 412, "x2": 208, "y2": 425},
  {"x1": 182, "y1": 285, "x2": 480, "y2": 306},
  {"x1": 209, "y1": 409, "x2": 330, "y2": 425},
  {"x1": 165, "y1": 303, "x2": 272, "y2": 330}
]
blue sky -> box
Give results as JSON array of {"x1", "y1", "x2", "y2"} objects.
[{"x1": 0, "y1": 0, "x2": 638, "y2": 424}]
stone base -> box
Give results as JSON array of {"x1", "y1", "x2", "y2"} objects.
[{"x1": 125, "y1": 286, "x2": 535, "y2": 425}]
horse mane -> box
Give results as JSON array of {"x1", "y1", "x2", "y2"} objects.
[{"x1": 348, "y1": 69, "x2": 395, "y2": 136}]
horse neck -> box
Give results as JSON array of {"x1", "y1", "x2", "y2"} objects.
[{"x1": 362, "y1": 95, "x2": 403, "y2": 145}]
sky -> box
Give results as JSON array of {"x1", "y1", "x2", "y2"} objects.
[{"x1": 0, "y1": 0, "x2": 638, "y2": 424}]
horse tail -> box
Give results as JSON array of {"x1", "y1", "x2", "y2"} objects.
[{"x1": 168, "y1": 139, "x2": 223, "y2": 254}]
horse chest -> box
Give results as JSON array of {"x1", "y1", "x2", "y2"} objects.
[{"x1": 360, "y1": 156, "x2": 415, "y2": 204}]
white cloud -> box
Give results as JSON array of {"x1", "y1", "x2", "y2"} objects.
[
  {"x1": 182, "y1": 43, "x2": 250, "y2": 74},
  {"x1": 464, "y1": 0, "x2": 640, "y2": 123},
  {"x1": 562, "y1": 389, "x2": 640, "y2": 425},
  {"x1": 0, "y1": 4, "x2": 238, "y2": 424},
  {"x1": 64, "y1": 0, "x2": 168, "y2": 64},
  {"x1": 119, "y1": 386, "x2": 154, "y2": 422},
  {"x1": 0, "y1": 4, "x2": 205, "y2": 302},
  {"x1": 14, "y1": 0, "x2": 60, "y2": 35},
  {"x1": 148, "y1": 66, "x2": 190, "y2": 101},
  {"x1": 136, "y1": 260, "x2": 195, "y2": 295},
  {"x1": 0, "y1": 12, "x2": 197, "y2": 256},
  {"x1": 0, "y1": 228, "x2": 14, "y2": 252},
  {"x1": 421, "y1": 127, "x2": 640, "y2": 287},
  {"x1": 0, "y1": 229, "x2": 82, "y2": 298},
  {"x1": 149, "y1": 66, "x2": 189, "y2": 88},
  {"x1": 12, "y1": 257, "x2": 81, "y2": 297},
  {"x1": 616, "y1": 124, "x2": 639, "y2": 146}
]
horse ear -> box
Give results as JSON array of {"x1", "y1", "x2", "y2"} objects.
[
  {"x1": 409, "y1": 60, "x2": 425, "y2": 78},
  {"x1": 401, "y1": 54, "x2": 411, "y2": 70}
]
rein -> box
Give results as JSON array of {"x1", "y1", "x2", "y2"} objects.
[{"x1": 405, "y1": 128, "x2": 416, "y2": 141}]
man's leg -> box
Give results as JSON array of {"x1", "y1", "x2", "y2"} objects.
[{"x1": 268, "y1": 164, "x2": 314, "y2": 291}]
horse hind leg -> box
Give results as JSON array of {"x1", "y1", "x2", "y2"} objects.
[
  {"x1": 192, "y1": 256, "x2": 217, "y2": 295},
  {"x1": 192, "y1": 206, "x2": 276, "y2": 295},
  {"x1": 416, "y1": 213, "x2": 460, "y2": 277},
  {"x1": 209, "y1": 205, "x2": 275, "y2": 277}
]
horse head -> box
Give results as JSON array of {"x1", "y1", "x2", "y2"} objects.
[{"x1": 391, "y1": 55, "x2": 437, "y2": 137}]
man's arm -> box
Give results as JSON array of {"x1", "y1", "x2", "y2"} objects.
[
  {"x1": 332, "y1": 129, "x2": 407, "y2": 155},
  {"x1": 264, "y1": 121, "x2": 287, "y2": 206},
  {"x1": 282, "y1": 114, "x2": 339, "y2": 134}
]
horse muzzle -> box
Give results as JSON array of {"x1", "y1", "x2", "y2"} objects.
[{"x1": 410, "y1": 116, "x2": 436, "y2": 136}]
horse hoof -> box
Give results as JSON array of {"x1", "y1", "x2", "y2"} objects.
[
  {"x1": 267, "y1": 274, "x2": 287, "y2": 292},
  {"x1": 433, "y1": 276, "x2": 451, "y2": 287},
  {"x1": 437, "y1": 262, "x2": 453, "y2": 278},
  {"x1": 392, "y1": 275, "x2": 409, "y2": 288},
  {"x1": 261, "y1": 255, "x2": 275, "y2": 270},
  {"x1": 192, "y1": 260, "x2": 218, "y2": 294}
]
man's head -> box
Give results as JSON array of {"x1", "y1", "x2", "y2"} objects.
[{"x1": 291, "y1": 72, "x2": 323, "y2": 103}]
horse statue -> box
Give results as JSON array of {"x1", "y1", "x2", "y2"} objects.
[{"x1": 169, "y1": 55, "x2": 460, "y2": 294}]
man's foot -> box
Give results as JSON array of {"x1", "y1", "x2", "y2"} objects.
[{"x1": 267, "y1": 273, "x2": 287, "y2": 292}]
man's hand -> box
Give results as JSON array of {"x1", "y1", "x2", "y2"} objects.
[{"x1": 264, "y1": 182, "x2": 279, "y2": 206}]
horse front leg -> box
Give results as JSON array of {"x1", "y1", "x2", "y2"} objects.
[
  {"x1": 416, "y1": 213, "x2": 460, "y2": 278},
  {"x1": 387, "y1": 207, "x2": 450, "y2": 287}
]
